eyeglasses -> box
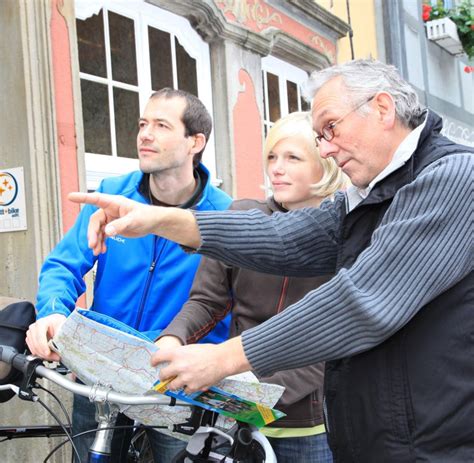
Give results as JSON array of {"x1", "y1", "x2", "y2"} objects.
[{"x1": 314, "y1": 95, "x2": 375, "y2": 146}]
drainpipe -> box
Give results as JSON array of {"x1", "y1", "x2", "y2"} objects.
[{"x1": 346, "y1": 0, "x2": 355, "y2": 59}]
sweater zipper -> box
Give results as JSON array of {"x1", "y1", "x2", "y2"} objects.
[
  {"x1": 135, "y1": 235, "x2": 162, "y2": 330},
  {"x1": 276, "y1": 277, "x2": 289, "y2": 313},
  {"x1": 323, "y1": 395, "x2": 330, "y2": 434}
]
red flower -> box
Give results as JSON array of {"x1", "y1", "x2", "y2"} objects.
[
  {"x1": 464, "y1": 66, "x2": 473, "y2": 73},
  {"x1": 422, "y1": 4, "x2": 432, "y2": 22},
  {"x1": 471, "y1": 24, "x2": 474, "y2": 30}
]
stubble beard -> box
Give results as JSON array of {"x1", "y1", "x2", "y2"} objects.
[{"x1": 139, "y1": 154, "x2": 186, "y2": 176}]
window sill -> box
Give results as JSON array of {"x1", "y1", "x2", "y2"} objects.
[{"x1": 425, "y1": 17, "x2": 464, "y2": 56}]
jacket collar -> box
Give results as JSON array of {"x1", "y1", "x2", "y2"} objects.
[
  {"x1": 137, "y1": 163, "x2": 210, "y2": 209},
  {"x1": 355, "y1": 110, "x2": 445, "y2": 208},
  {"x1": 266, "y1": 196, "x2": 288, "y2": 213}
]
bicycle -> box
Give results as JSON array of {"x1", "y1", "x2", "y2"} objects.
[
  {"x1": 0, "y1": 344, "x2": 276, "y2": 463},
  {"x1": 0, "y1": 379, "x2": 154, "y2": 463},
  {"x1": 0, "y1": 417, "x2": 155, "y2": 463}
]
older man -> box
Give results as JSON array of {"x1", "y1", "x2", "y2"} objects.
[{"x1": 70, "y1": 60, "x2": 473, "y2": 462}]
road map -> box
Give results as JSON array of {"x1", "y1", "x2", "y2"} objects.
[{"x1": 52, "y1": 309, "x2": 285, "y2": 435}]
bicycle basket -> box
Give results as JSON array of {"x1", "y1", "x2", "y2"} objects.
[{"x1": 0, "y1": 299, "x2": 36, "y2": 403}]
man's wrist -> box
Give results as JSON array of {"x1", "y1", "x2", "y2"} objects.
[
  {"x1": 217, "y1": 336, "x2": 250, "y2": 377},
  {"x1": 37, "y1": 309, "x2": 69, "y2": 321},
  {"x1": 153, "y1": 207, "x2": 201, "y2": 249}
]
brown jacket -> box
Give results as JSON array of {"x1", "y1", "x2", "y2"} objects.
[{"x1": 161, "y1": 198, "x2": 331, "y2": 428}]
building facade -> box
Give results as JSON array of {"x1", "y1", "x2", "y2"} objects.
[
  {"x1": 381, "y1": 0, "x2": 473, "y2": 146},
  {"x1": 0, "y1": 0, "x2": 349, "y2": 301},
  {"x1": 0, "y1": 1, "x2": 348, "y2": 460},
  {"x1": 319, "y1": 0, "x2": 381, "y2": 62}
]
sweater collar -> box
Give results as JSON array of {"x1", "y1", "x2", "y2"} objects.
[
  {"x1": 346, "y1": 110, "x2": 448, "y2": 211},
  {"x1": 346, "y1": 111, "x2": 429, "y2": 212}
]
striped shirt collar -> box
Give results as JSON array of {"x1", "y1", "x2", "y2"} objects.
[{"x1": 346, "y1": 113, "x2": 428, "y2": 212}]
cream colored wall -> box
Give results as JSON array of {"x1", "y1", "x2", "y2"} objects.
[{"x1": 317, "y1": 0, "x2": 379, "y2": 62}]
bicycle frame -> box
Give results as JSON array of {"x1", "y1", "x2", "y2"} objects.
[
  {"x1": 0, "y1": 424, "x2": 71, "y2": 439},
  {"x1": 0, "y1": 345, "x2": 277, "y2": 463}
]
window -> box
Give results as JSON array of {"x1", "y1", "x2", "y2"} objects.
[
  {"x1": 75, "y1": 0, "x2": 215, "y2": 190},
  {"x1": 261, "y1": 56, "x2": 310, "y2": 194},
  {"x1": 262, "y1": 56, "x2": 310, "y2": 140}
]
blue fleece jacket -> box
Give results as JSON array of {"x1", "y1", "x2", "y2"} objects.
[{"x1": 36, "y1": 164, "x2": 232, "y2": 342}]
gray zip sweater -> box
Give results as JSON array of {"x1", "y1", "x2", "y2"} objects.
[{"x1": 192, "y1": 151, "x2": 472, "y2": 376}]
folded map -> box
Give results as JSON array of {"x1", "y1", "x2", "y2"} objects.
[{"x1": 52, "y1": 309, "x2": 285, "y2": 434}]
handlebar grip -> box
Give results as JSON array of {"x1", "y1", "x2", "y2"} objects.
[
  {"x1": 0, "y1": 346, "x2": 37, "y2": 376},
  {"x1": 11, "y1": 351, "x2": 31, "y2": 374},
  {"x1": 0, "y1": 345, "x2": 19, "y2": 365},
  {"x1": 0, "y1": 346, "x2": 19, "y2": 383}
]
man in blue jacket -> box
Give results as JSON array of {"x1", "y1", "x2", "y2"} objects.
[{"x1": 26, "y1": 88, "x2": 232, "y2": 462}]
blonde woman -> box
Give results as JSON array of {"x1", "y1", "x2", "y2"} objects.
[{"x1": 158, "y1": 111, "x2": 348, "y2": 462}]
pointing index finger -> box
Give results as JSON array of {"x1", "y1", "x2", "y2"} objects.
[
  {"x1": 68, "y1": 191, "x2": 114, "y2": 208},
  {"x1": 68, "y1": 191, "x2": 92, "y2": 204}
]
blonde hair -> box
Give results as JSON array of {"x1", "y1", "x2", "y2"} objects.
[{"x1": 263, "y1": 111, "x2": 349, "y2": 197}]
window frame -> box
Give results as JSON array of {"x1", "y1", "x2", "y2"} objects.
[
  {"x1": 261, "y1": 55, "x2": 309, "y2": 195},
  {"x1": 262, "y1": 55, "x2": 309, "y2": 128}
]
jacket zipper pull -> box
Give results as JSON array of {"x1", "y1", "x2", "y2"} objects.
[{"x1": 149, "y1": 260, "x2": 156, "y2": 272}]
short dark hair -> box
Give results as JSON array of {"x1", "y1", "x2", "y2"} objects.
[{"x1": 150, "y1": 88, "x2": 212, "y2": 167}]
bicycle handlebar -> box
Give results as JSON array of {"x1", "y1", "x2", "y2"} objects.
[
  {"x1": 1, "y1": 344, "x2": 277, "y2": 462},
  {"x1": 0, "y1": 345, "x2": 186, "y2": 407}
]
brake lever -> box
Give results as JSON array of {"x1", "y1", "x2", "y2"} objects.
[{"x1": 17, "y1": 355, "x2": 44, "y2": 401}]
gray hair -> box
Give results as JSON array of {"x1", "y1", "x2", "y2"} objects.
[{"x1": 304, "y1": 59, "x2": 424, "y2": 129}]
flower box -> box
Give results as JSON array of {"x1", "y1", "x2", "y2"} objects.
[{"x1": 425, "y1": 17, "x2": 464, "y2": 55}]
